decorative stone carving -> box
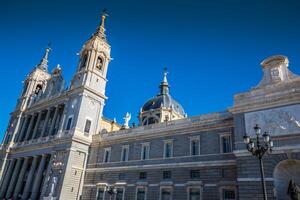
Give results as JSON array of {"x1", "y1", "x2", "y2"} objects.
[
  {"x1": 257, "y1": 55, "x2": 298, "y2": 88},
  {"x1": 89, "y1": 99, "x2": 96, "y2": 109},
  {"x1": 245, "y1": 104, "x2": 300, "y2": 136},
  {"x1": 42, "y1": 65, "x2": 65, "y2": 98}
]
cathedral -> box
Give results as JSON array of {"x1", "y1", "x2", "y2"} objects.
[{"x1": 0, "y1": 12, "x2": 300, "y2": 200}]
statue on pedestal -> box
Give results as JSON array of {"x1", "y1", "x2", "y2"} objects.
[
  {"x1": 122, "y1": 112, "x2": 131, "y2": 129},
  {"x1": 44, "y1": 176, "x2": 58, "y2": 200}
]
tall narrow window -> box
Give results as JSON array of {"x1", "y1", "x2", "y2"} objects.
[
  {"x1": 80, "y1": 54, "x2": 88, "y2": 70},
  {"x1": 141, "y1": 143, "x2": 150, "y2": 160},
  {"x1": 121, "y1": 145, "x2": 129, "y2": 162},
  {"x1": 96, "y1": 188, "x2": 105, "y2": 200},
  {"x1": 221, "y1": 135, "x2": 232, "y2": 153},
  {"x1": 65, "y1": 117, "x2": 73, "y2": 131},
  {"x1": 164, "y1": 140, "x2": 173, "y2": 158},
  {"x1": 139, "y1": 172, "x2": 147, "y2": 180},
  {"x1": 190, "y1": 170, "x2": 200, "y2": 179},
  {"x1": 223, "y1": 189, "x2": 236, "y2": 200},
  {"x1": 22, "y1": 82, "x2": 29, "y2": 95},
  {"x1": 163, "y1": 171, "x2": 172, "y2": 179},
  {"x1": 96, "y1": 56, "x2": 104, "y2": 71},
  {"x1": 136, "y1": 187, "x2": 147, "y2": 200},
  {"x1": 160, "y1": 187, "x2": 172, "y2": 200},
  {"x1": 84, "y1": 119, "x2": 92, "y2": 135},
  {"x1": 118, "y1": 173, "x2": 126, "y2": 180},
  {"x1": 103, "y1": 148, "x2": 111, "y2": 163},
  {"x1": 115, "y1": 188, "x2": 124, "y2": 200},
  {"x1": 188, "y1": 188, "x2": 201, "y2": 200},
  {"x1": 190, "y1": 136, "x2": 200, "y2": 156}
]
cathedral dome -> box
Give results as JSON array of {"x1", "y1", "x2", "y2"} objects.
[
  {"x1": 139, "y1": 69, "x2": 186, "y2": 126},
  {"x1": 142, "y1": 94, "x2": 185, "y2": 116}
]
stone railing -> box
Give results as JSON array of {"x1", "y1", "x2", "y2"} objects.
[
  {"x1": 11, "y1": 129, "x2": 73, "y2": 148},
  {"x1": 27, "y1": 89, "x2": 67, "y2": 108},
  {"x1": 100, "y1": 111, "x2": 232, "y2": 140}
]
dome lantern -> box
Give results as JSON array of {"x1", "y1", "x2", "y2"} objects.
[{"x1": 138, "y1": 68, "x2": 186, "y2": 126}]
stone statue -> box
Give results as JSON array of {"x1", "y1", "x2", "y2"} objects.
[
  {"x1": 49, "y1": 176, "x2": 58, "y2": 197},
  {"x1": 123, "y1": 112, "x2": 131, "y2": 129},
  {"x1": 287, "y1": 180, "x2": 300, "y2": 200}
]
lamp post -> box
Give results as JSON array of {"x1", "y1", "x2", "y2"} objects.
[
  {"x1": 243, "y1": 124, "x2": 274, "y2": 200},
  {"x1": 106, "y1": 185, "x2": 117, "y2": 200}
]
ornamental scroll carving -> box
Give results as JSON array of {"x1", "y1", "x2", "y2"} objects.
[{"x1": 245, "y1": 104, "x2": 300, "y2": 136}]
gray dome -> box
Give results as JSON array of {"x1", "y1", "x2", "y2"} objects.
[{"x1": 142, "y1": 94, "x2": 186, "y2": 116}]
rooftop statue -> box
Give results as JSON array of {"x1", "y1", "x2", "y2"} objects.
[{"x1": 122, "y1": 112, "x2": 131, "y2": 129}]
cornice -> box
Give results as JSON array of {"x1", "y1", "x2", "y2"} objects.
[
  {"x1": 86, "y1": 159, "x2": 236, "y2": 172},
  {"x1": 230, "y1": 93, "x2": 300, "y2": 114},
  {"x1": 10, "y1": 136, "x2": 73, "y2": 154},
  {"x1": 68, "y1": 86, "x2": 107, "y2": 100},
  {"x1": 88, "y1": 152, "x2": 235, "y2": 166},
  {"x1": 230, "y1": 80, "x2": 300, "y2": 114},
  {"x1": 25, "y1": 93, "x2": 68, "y2": 114},
  {"x1": 234, "y1": 144, "x2": 300, "y2": 157}
]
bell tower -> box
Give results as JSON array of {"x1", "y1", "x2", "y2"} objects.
[
  {"x1": 0, "y1": 46, "x2": 51, "y2": 151},
  {"x1": 57, "y1": 13, "x2": 112, "y2": 198},
  {"x1": 60, "y1": 11, "x2": 112, "y2": 141},
  {"x1": 17, "y1": 47, "x2": 51, "y2": 111},
  {"x1": 71, "y1": 11, "x2": 111, "y2": 96}
]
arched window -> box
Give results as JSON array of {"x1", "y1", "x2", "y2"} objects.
[
  {"x1": 100, "y1": 129, "x2": 108, "y2": 134},
  {"x1": 96, "y1": 56, "x2": 104, "y2": 71},
  {"x1": 34, "y1": 84, "x2": 43, "y2": 95},
  {"x1": 148, "y1": 117, "x2": 158, "y2": 125}
]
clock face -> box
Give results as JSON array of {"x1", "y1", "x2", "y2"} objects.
[{"x1": 271, "y1": 68, "x2": 282, "y2": 82}]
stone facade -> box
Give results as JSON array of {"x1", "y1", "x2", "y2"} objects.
[
  {"x1": 0, "y1": 12, "x2": 300, "y2": 200},
  {"x1": 0, "y1": 13, "x2": 115, "y2": 200}
]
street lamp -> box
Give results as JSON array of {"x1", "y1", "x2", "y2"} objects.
[
  {"x1": 243, "y1": 124, "x2": 273, "y2": 200},
  {"x1": 106, "y1": 185, "x2": 117, "y2": 200}
]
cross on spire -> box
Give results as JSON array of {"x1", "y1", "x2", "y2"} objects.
[
  {"x1": 96, "y1": 9, "x2": 109, "y2": 39},
  {"x1": 163, "y1": 67, "x2": 168, "y2": 83},
  {"x1": 38, "y1": 43, "x2": 51, "y2": 71},
  {"x1": 159, "y1": 67, "x2": 170, "y2": 95},
  {"x1": 101, "y1": 9, "x2": 109, "y2": 28}
]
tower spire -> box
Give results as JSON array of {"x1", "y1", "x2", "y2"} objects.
[
  {"x1": 38, "y1": 44, "x2": 51, "y2": 71},
  {"x1": 159, "y1": 67, "x2": 170, "y2": 95},
  {"x1": 96, "y1": 9, "x2": 109, "y2": 39},
  {"x1": 163, "y1": 67, "x2": 168, "y2": 83}
]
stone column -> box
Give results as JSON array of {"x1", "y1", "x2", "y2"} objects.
[
  {"x1": 30, "y1": 154, "x2": 48, "y2": 199},
  {"x1": 0, "y1": 159, "x2": 16, "y2": 198},
  {"x1": 57, "y1": 105, "x2": 66, "y2": 136},
  {"x1": 22, "y1": 156, "x2": 39, "y2": 200},
  {"x1": 17, "y1": 116, "x2": 29, "y2": 142},
  {"x1": 13, "y1": 157, "x2": 29, "y2": 199},
  {"x1": 5, "y1": 158, "x2": 23, "y2": 198},
  {"x1": 31, "y1": 111, "x2": 42, "y2": 139},
  {"x1": 13, "y1": 115, "x2": 24, "y2": 143},
  {"x1": 40, "y1": 153, "x2": 54, "y2": 198},
  {"x1": 24, "y1": 114, "x2": 36, "y2": 141},
  {"x1": 49, "y1": 106, "x2": 60, "y2": 136},
  {"x1": 41, "y1": 109, "x2": 51, "y2": 137}
]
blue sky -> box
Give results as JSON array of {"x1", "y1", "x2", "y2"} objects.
[{"x1": 0, "y1": 0, "x2": 300, "y2": 139}]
